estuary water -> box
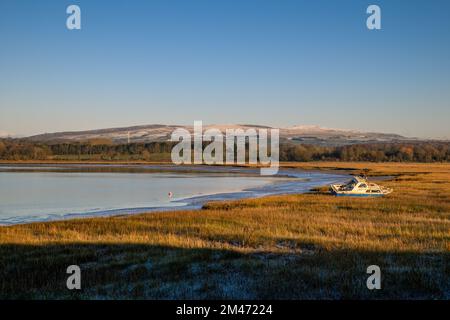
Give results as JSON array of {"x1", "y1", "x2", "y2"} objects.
[{"x1": 0, "y1": 164, "x2": 347, "y2": 225}]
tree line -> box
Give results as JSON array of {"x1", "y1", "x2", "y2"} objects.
[
  {"x1": 279, "y1": 143, "x2": 450, "y2": 162},
  {"x1": 1, "y1": 139, "x2": 450, "y2": 162}
]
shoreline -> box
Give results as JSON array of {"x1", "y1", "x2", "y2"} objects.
[
  {"x1": 0, "y1": 163, "x2": 450, "y2": 300},
  {"x1": 3, "y1": 160, "x2": 444, "y2": 227},
  {"x1": 0, "y1": 164, "x2": 349, "y2": 226},
  {"x1": 0, "y1": 162, "x2": 448, "y2": 299}
]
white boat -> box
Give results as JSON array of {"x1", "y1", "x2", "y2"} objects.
[{"x1": 330, "y1": 176, "x2": 392, "y2": 197}]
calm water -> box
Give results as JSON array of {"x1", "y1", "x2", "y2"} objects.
[{"x1": 0, "y1": 165, "x2": 347, "y2": 225}]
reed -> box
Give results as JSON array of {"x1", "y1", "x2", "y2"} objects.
[{"x1": 0, "y1": 162, "x2": 448, "y2": 299}]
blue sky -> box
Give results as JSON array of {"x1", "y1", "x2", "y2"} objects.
[{"x1": 0, "y1": 0, "x2": 449, "y2": 138}]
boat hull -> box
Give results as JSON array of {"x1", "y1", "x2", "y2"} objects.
[{"x1": 332, "y1": 192, "x2": 385, "y2": 197}]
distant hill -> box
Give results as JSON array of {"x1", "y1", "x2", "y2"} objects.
[{"x1": 26, "y1": 124, "x2": 417, "y2": 146}]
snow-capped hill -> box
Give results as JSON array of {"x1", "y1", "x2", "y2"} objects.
[
  {"x1": 26, "y1": 124, "x2": 413, "y2": 146},
  {"x1": 286, "y1": 125, "x2": 358, "y2": 133}
]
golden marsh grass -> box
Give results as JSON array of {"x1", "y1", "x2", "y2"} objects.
[{"x1": 0, "y1": 162, "x2": 449, "y2": 299}]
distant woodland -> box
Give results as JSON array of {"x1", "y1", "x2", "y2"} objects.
[{"x1": 1, "y1": 139, "x2": 450, "y2": 162}]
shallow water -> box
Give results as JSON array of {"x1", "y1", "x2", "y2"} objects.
[{"x1": 0, "y1": 165, "x2": 347, "y2": 225}]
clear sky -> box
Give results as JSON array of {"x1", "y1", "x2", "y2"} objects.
[{"x1": 1, "y1": 0, "x2": 449, "y2": 138}]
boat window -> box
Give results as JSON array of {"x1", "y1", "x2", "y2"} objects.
[{"x1": 358, "y1": 184, "x2": 367, "y2": 188}]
